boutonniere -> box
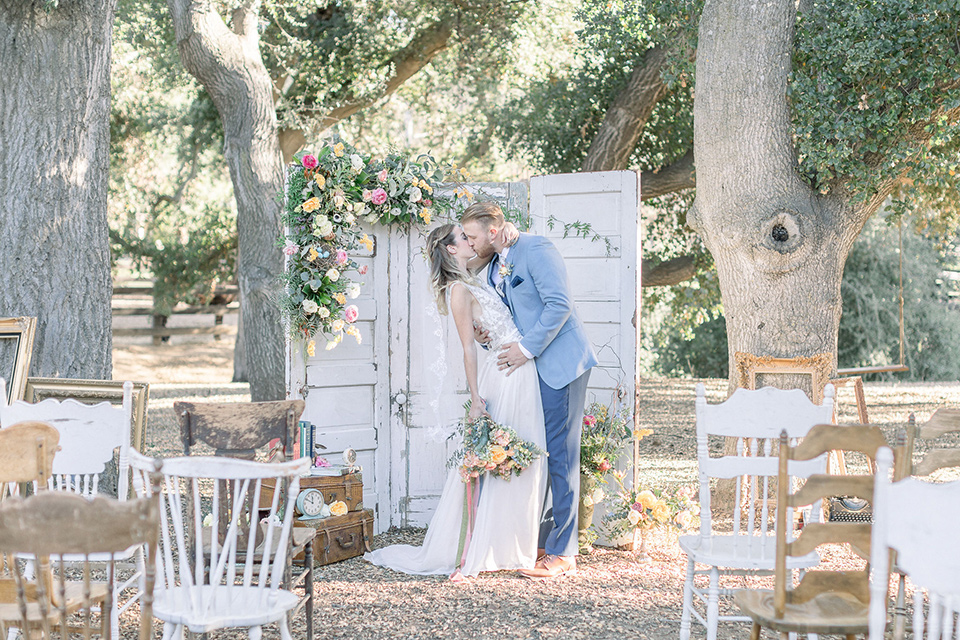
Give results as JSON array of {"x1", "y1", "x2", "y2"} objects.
[{"x1": 499, "y1": 262, "x2": 513, "y2": 278}]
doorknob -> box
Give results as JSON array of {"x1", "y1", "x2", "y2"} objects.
[{"x1": 393, "y1": 393, "x2": 407, "y2": 405}]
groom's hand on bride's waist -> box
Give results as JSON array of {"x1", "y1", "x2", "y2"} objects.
[{"x1": 498, "y1": 342, "x2": 529, "y2": 376}]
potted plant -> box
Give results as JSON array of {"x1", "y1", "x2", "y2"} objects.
[{"x1": 578, "y1": 401, "x2": 632, "y2": 553}]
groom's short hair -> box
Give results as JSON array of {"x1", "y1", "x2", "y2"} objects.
[{"x1": 461, "y1": 202, "x2": 504, "y2": 230}]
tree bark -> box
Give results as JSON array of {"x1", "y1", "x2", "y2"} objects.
[
  {"x1": 687, "y1": 0, "x2": 876, "y2": 385},
  {"x1": 582, "y1": 46, "x2": 669, "y2": 172},
  {"x1": 642, "y1": 255, "x2": 697, "y2": 287},
  {"x1": 167, "y1": 0, "x2": 284, "y2": 401},
  {"x1": 640, "y1": 149, "x2": 696, "y2": 201},
  {"x1": 0, "y1": 0, "x2": 114, "y2": 379}
]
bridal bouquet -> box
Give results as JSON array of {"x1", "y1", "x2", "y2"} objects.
[{"x1": 449, "y1": 414, "x2": 545, "y2": 483}]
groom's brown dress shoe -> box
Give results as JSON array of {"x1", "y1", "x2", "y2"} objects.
[{"x1": 519, "y1": 554, "x2": 577, "y2": 580}]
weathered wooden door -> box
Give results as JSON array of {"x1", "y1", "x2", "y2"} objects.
[{"x1": 288, "y1": 172, "x2": 639, "y2": 532}]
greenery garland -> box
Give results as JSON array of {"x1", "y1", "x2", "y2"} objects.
[{"x1": 279, "y1": 139, "x2": 466, "y2": 354}]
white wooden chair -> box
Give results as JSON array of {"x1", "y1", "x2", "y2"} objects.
[
  {"x1": 0, "y1": 488, "x2": 160, "y2": 640},
  {"x1": 871, "y1": 447, "x2": 960, "y2": 640},
  {"x1": 129, "y1": 450, "x2": 309, "y2": 640},
  {"x1": 679, "y1": 383, "x2": 835, "y2": 640},
  {"x1": 0, "y1": 378, "x2": 137, "y2": 635}
]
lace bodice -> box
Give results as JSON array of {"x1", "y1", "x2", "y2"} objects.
[{"x1": 453, "y1": 280, "x2": 522, "y2": 350}]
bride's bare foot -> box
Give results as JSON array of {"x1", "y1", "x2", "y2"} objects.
[{"x1": 449, "y1": 568, "x2": 467, "y2": 582}]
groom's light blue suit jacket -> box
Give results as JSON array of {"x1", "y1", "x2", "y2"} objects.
[{"x1": 489, "y1": 233, "x2": 598, "y2": 390}]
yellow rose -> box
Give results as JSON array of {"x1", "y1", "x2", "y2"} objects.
[
  {"x1": 489, "y1": 445, "x2": 508, "y2": 464},
  {"x1": 637, "y1": 490, "x2": 656, "y2": 510},
  {"x1": 333, "y1": 142, "x2": 345, "y2": 157},
  {"x1": 314, "y1": 174, "x2": 326, "y2": 190},
  {"x1": 331, "y1": 319, "x2": 345, "y2": 332},
  {"x1": 302, "y1": 197, "x2": 321, "y2": 212},
  {"x1": 652, "y1": 500, "x2": 671, "y2": 522},
  {"x1": 334, "y1": 292, "x2": 346, "y2": 305},
  {"x1": 329, "y1": 500, "x2": 347, "y2": 516},
  {"x1": 306, "y1": 340, "x2": 316, "y2": 357}
]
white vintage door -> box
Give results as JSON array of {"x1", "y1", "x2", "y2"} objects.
[
  {"x1": 391, "y1": 173, "x2": 639, "y2": 528},
  {"x1": 528, "y1": 171, "x2": 640, "y2": 410},
  {"x1": 286, "y1": 228, "x2": 392, "y2": 533}
]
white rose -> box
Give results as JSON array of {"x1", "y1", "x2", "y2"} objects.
[
  {"x1": 326, "y1": 268, "x2": 340, "y2": 282},
  {"x1": 592, "y1": 488, "x2": 604, "y2": 503},
  {"x1": 347, "y1": 283, "x2": 361, "y2": 299},
  {"x1": 408, "y1": 186, "x2": 422, "y2": 203},
  {"x1": 301, "y1": 299, "x2": 319, "y2": 314},
  {"x1": 582, "y1": 495, "x2": 594, "y2": 508},
  {"x1": 350, "y1": 154, "x2": 364, "y2": 172},
  {"x1": 331, "y1": 319, "x2": 345, "y2": 332},
  {"x1": 345, "y1": 213, "x2": 356, "y2": 224},
  {"x1": 628, "y1": 510, "x2": 642, "y2": 526},
  {"x1": 353, "y1": 201, "x2": 364, "y2": 213},
  {"x1": 314, "y1": 218, "x2": 334, "y2": 237},
  {"x1": 318, "y1": 306, "x2": 330, "y2": 318}
]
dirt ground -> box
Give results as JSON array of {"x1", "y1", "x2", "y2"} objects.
[{"x1": 112, "y1": 339, "x2": 960, "y2": 640}]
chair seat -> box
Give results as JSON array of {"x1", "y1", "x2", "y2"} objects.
[
  {"x1": 733, "y1": 588, "x2": 870, "y2": 635},
  {"x1": 0, "y1": 581, "x2": 109, "y2": 625},
  {"x1": 154, "y1": 586, "x2": 300, "y2": 632},
  {"x1": 679, "y1": 534, "x2": 820, "y2": 571}
]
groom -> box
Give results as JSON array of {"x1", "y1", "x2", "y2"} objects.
[{"x1": 461, "y1": 202, "x2": 598, "y2": 580}]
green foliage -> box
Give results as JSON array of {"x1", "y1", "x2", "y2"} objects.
[
  {"x1": 839, "y1": 215, "x2": 960, "y2": 381},
  {"x1": 792, "y1": 0, "x2": 960, "y2": 214},
  {"x1": 110, "y1": 207, "x2": 237, "y2": 317},
  {"x1": 580, "y1": 402, "x2": 633, "y2": 481}
]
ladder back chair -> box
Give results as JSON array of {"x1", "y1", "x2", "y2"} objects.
[
  {"x1": 888, "y1": 409, "x2": 960, "y2": 640},
  {"x1": 0, "y1": 379, "x2": 140, "y2": 637},
  {"x1": 0, "y1": 478, "x2": 160, "y2": 640},
  {"x1": 130, "y1": 450, "x2": 310, "y2": 640},
  {"x1": 734, "y1": 423, "x2": 892, "y2": 640},
  {"x1": 173, "y1": 399, "x2": 314, "y2": 640},
  {"x1": 870, "y1": 447, "x2": 960, "y2": 640},
  {"x1": 0, "y1": 421, "x2": 59, "y2": 499},
  {"x1": 679, "y1": 383, "x2": 835, "y2": 640}
]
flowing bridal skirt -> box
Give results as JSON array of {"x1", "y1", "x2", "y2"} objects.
[{"x1": 364, "y1": 349, "x2": 547, "y2": 576}]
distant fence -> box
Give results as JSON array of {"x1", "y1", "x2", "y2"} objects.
[{"x1": 112, "y1": 281, "x2": 239, "y2": 345}]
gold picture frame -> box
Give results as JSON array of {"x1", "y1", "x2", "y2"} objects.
[
  {"x1": 0, "y1": 317, "x2": 38, "y2": 404},
  {"x1": 23, "y1": 378, "x2": 150, "y2": 453},
  {"x1": 734, "y1": 351, "x2": 833, "y2": 403}
]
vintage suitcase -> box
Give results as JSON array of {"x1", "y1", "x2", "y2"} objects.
[
  {"x1": 293, "y1": 509, "x2": 374, "y2": 566},
  {"x1": 259, "y1": 472, "x2": 364, "y2": 513}
]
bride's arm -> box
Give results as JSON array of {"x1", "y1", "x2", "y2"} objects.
[{"x1": 449, "y1": 284, "x2": 487, "y2": 421}]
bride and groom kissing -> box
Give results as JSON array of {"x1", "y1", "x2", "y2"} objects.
[{"x1": 365, "y1": 201, "x2": 598, "y2": 580}]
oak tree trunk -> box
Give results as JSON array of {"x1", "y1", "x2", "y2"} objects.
[
  {"x1": 0, "y1": 0, "x2": 114, "y2": 379},
  {"x1": 688, "y1": 0, "x2": 873, "y2": 384},
  {"x1": 168, "y1": 0, "x2": 284, "y2": 401}
]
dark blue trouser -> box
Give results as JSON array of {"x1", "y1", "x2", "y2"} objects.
[{"x1": 537, "y1": 369, "x2": 591, "y2": 557}]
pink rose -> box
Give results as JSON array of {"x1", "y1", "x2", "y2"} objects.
[
  {"x1": 283, "y1": 242, "x2": 298, "y2": 256},
  {"x1": 424, "y1": 198, "x2": 432, "y2": 206},
  {"x1": 301, "y1": 154, "x2": 318, "y2": 169},
  {"x1": 371, "y1": 188, "x2": 387, "y2": 205},
  {"x1": 583, "y1": 415, "x2": 596, "y2": 427},
  {"x1": 362, "y1": 189, "x2": 372, "y2": 202},
  {"x1": 335, "y1": 249, "x2": 348, "y2": 265},
  {"x1": 377, "y1": 169, "x2": 389, "y2": 182},
  {"x1": 358, "y1": 265, "x2": 368, "y2": 275},
  {"x1": 344, "y1": 305, "x2": 359, "y2": 323}
]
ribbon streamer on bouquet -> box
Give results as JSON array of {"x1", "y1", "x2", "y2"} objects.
[{"x1": 454, "y1": 477, "x2": 480, "y2": 574}]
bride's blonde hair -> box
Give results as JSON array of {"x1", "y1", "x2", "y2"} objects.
[{"x1": 426, "y1": 224, "x2": 472, "y2": 315}]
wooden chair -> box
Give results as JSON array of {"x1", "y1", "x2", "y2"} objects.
[
  {"x1": 0, "y1": 380, "x2": 140, "y2": 636},
  {"x1": 0, "y1": 489, "x2": 160, "y2": 640},
  {"x1": 173, "y1": 399, "x2": 314, "y2": 640},
  {"x1": 869, "y1": 447, "x2": 960, "y2": 640},
  {"x1": 887, "y1": 409, "x2": 960, "y2": 639},
  {"x1": 678, "y1": 383, "x2": 835, "y2": 640},
  {"x1": 733, "y1": 423, "x2": 891, "y2": 639},
  {"x1": 129, "y1": 450, "x2": 309, "y2": 640},
  {"x1": 0, "y1": 421, "x2": 59, "y2": 499}
]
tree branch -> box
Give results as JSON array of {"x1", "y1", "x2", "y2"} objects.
[
  {"x1": 640, "y1": 149, "x2": 695, "y2": 200},
  {"x1": 581, "y1": 46, "x2": 669, "y2": 172},
  {"x1": 641, "y1": 255, "x2": 697, "y2": 287},
  {"x1": 317, "y1": 21, "x2": 453, "y2": 132}
]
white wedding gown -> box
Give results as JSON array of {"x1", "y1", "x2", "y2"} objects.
[{"x1": 364, "y1": 280, "x2": 547, "y2": 576}]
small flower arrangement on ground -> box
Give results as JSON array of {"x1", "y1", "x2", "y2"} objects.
[
  {"x1": 580, "y1": 401, "x2": 633, "y2": 482},
  {"x1": 279, "y1": 139, "x2": 452, "y2": 350},
  {"x1": 603, "y1": 463, "x2": 698, "y2": 539},
  {"x1": 448, "y1": 409, "x2": 545, "y2": 483}
]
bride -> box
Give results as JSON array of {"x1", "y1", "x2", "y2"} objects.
[{"x1": 364, "y1": 223, "x2": 547, "y2": 578}]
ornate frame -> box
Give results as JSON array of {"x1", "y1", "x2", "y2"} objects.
[
  {"x1": 734, "y1": 351, "x2": 834, "y2": 403},
  {"x1": 0, "y1": 317, "x2": 38, "y2": 403},
  {"x1": 22, "y1": 378, "x2": 150, "y2": 452}
]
